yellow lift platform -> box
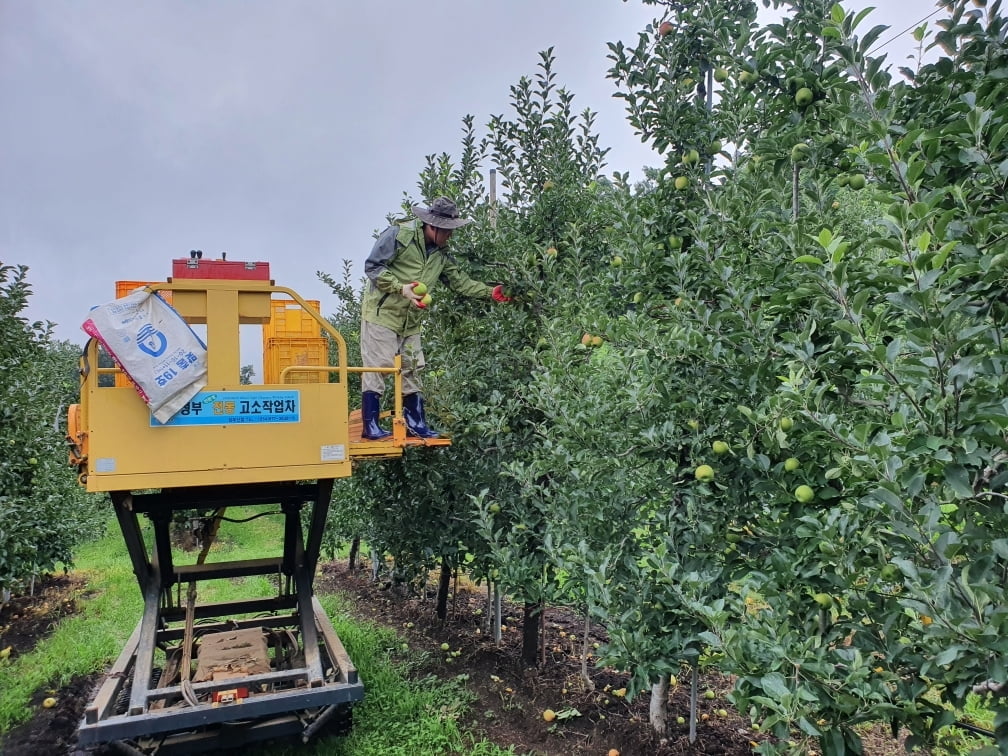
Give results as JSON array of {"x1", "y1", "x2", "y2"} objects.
[{"x1": 67, "y1": 258, "x2": 446, "y2": 754}]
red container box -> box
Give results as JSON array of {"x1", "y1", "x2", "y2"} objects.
[{"x1": 171, "y1": 258, "x2": 271, "y2": 280}]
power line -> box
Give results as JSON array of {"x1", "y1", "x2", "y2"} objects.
[{"x1": 866, "y1": 8, "x2": 944, "y2": 56}]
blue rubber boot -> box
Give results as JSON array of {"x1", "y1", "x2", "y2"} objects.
[
  {"x1": 361, "y1": 391, "x2": 391, "y2": 440},
  {"x1": 403, "y1": 393, "x2": 439, "y2": 439}
]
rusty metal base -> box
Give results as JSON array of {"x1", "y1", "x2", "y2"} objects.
[
  {"x1": 77, "y1": 481, "x2": 363, "y2": 753},
  {"x1": 77, "y1": 600, "x2": 361, "y2": 753}
]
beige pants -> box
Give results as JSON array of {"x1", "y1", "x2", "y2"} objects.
[{"x1": 360, "y1": 319, "x2": 425, "y2": 396}]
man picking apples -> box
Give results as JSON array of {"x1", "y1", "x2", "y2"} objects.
[{"x1": 359, "y1": 196, "x2": 511, "y2": 439}]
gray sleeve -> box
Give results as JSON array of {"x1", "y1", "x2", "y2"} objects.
[{"x1": 364, "y1": 226, "x2": 399, "y2": 282}]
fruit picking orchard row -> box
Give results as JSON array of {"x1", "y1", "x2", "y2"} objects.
[
  {"x1": 0, "y1": 264, "x2": 106, "y2": 602},
  {"x1": 3, "y1": 1, "x2": 1002, "y2": 753},
  {"x1": 320, "y1": 2, "x2": 1006, "y2": 752}
]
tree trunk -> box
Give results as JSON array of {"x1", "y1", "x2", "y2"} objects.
[
  {"x1": 539, "y1": 605, "x2": 547, "y2": 666},
  {"x1": 493, "y1": 582, "x2": 502, "y2": 645},
  {"x1": 579, "y1": 610, "x2": 595, "y2": 689},
  {"x1": 347, "y1": 536, "x2": 360, "y2": 572},
  {"x1": 196, "y1": 508, "x2": 226, "y2": 565},
  {"x1": 521, "y1": 601, "x2": 542, "y2": 667},
  {"x1": 451, "y1": 566, "x2": 459, "y2": 619},
  {"x1": 435, "y1": 556, "x2": 451, "y2": 621},
  {"x1": 649, "y1": 673, "x2": 670, "y2": 734},
  {"x1": 485, "y1": 582, "x2": 493, "y2": 632},
  {"x1": 689, "y1": 664, "x2": 699, "y2": 744}
]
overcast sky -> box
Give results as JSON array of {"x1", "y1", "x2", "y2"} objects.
[{"x1": 2, "y1": 0, "x2": 944, "y2": 360}]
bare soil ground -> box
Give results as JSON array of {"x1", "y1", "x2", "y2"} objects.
[
  {"x1": 316, "y1": 562, "x2": 762, "y2": 756},
  {"x1": 316, "y1": 563, "x2": 911, "y2": 756},
  {"x1": 0, "y1": 569, "x2": 912, "y2": 755},
  {"x1": 0, "y1": 574, "x2": 98, "y2": 756}
]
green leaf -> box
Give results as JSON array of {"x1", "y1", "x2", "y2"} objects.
[
  {"x1": 852, "y1": 7, "x2": 876, "y2": 29},
  {"x1": 831, "y1": 243, "x2": 848, "y2": 265},
  {"x1": 870, "y1": 487, "x2": 903, "y2": 509},
  {"x1": 931, "y1": 241, "x2": 957, "y2": 270},
  {"x1": 944, "y1": 465, "x2": 974, "y2": 499},
  {"x1": 991, "y1": 539, "x2": 1008, "y2": 560},
  {"x1": 934, "y1": 646, "x2": 962, "y2": 667},
  {"x1": 759, "y1": 671, "x2": 791, "y2": 699}
]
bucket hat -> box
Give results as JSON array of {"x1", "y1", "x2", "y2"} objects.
[{"x1": 411, "y1": 196, "x2": 473, "y2": 229}]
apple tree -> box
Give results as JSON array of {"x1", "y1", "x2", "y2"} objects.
[
  {"x1": 750, "y1": 2, "x2": 1008, "y2": 746},
  {"x1": 0, "y1": 262, "x2": 105, "y2": 596},
  {"x1": 422, "y1": 50, "x2": 621, "y2": 663},
  {"x1": 611, "y1": 0, "x2": 1007, "y2": 749}
]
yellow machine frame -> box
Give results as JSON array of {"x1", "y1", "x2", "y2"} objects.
[
  {"x1": 68, "y1": 265, "x2": 456, "y2": 752},
  {"x1": 69, "y1": 275, "x2": 448, "y2": 493}
]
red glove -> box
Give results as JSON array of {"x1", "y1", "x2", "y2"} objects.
[{"x1": 492, "y1": 285, "x2": 512, "y2": 303}]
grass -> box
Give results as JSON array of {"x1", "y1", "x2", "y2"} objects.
[
  {"x1": 0, "y1": 522, "x2": 141, "y2": 731},
  {"x1": 932, "y1": 692, "x2": 998, "y2": 755},
  {"x1": 0, "y1": 509, "x2": 517, "y2": 755},
  {"x1": 255, "y1": 598, "x2": 512, "y2": 756}
]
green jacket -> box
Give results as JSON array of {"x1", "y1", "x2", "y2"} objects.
[{"x1": 361, "y1": 220, "x2": 491, "y2": 336}]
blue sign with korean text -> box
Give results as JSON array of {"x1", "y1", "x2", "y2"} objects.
[{"x1": 151, "y1": 390, "x2": 300, "y2": 426}]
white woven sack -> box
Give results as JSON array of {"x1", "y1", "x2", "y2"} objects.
[{"x1": 82, "y1": 289, "x2": 208, "y2": 423}]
